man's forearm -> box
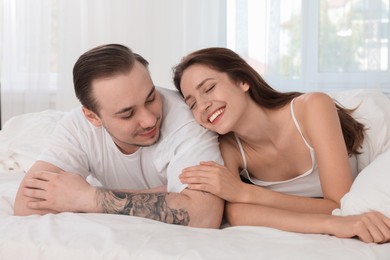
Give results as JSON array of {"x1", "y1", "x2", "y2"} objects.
[
  {"x1": 95, "y1": 189, "x2": 190, "y2": 225},
  {"x1": 21, "y1": 170, "x2": 223, "y2": 227}
]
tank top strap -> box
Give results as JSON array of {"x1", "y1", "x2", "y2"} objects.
[
  {"x1": 234, "y1": 133, "x2": 248, "y2": 170},
  {"x1": 290, "y1": 98, "x2": 313, "y2": 150}
]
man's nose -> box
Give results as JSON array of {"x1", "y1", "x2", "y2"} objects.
[{"x1": 138, "y1": 108, "x2": 157, "y2": 128}]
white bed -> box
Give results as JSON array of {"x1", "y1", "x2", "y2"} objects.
[{"x1": 1, "y1": 90, "x2": 390, "y2": 260}]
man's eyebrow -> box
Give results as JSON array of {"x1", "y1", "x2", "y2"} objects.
[
  {"x1": 114, "y1": 106, "x2": 134, "y2": 116},
  {"x1": 184, "y1": 78, "x2": 213, "y2": 103},
  {"x1": 114, "y1": 86, "x2": 155, "y2": 115}
]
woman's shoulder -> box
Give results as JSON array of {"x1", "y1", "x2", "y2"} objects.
[
  {"x1": 294, "y1": 92, "x2": 336, "y2": 117},
  {"x1": 296, "y1": 92, "x2": 334, "y2": 106}
]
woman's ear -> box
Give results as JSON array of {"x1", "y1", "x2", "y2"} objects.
[
  {"x1": 82, "y1": 107, "x2": 102, "y2": 127},
  {"x1": 240, "y1": 81, "x2": 250, "y2": 92}
]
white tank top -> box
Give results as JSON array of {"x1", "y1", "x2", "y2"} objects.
[{"x1": 235, "y1": 98, "x2": 323, "y2": 197}]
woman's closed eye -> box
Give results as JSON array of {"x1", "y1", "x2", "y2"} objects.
[
  {"x1": 205, "y1": 84, "x2": 215, "y2": 93},
  {"x1": 189, "y1": 100, "x2": 197, "y2": 110}
]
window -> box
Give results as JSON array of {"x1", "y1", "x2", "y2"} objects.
[{"x1": 227, "y1": 0, "x2": 390, "y2": 93}]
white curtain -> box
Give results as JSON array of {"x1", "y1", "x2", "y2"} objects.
[
  {"x1": 227, "y1": 0, "x2": 390, "y2": 94},
  {"x1": 1, "y1": 0, "x2": 53, "y2": 126},
  {"x1": 0, "y1": 0, "x2": 226, "y2": 125}
]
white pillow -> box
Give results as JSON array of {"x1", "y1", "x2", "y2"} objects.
[
  {"x1": 329, "y1": 89, "x2": 390, "y2": 172},
  {"x1": 0, "y1": 110, "x2": 66, "y2": 173},
  {"x1": 333, "y1": 147, "x2": 390, "y2": 217},
  {"x1": 329, "y1": 90, "x2": 390, "y2": 217}
]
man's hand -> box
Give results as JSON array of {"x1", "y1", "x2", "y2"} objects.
[
  {"x1": 14, "y1": 161, "x2": 65, "y2": 216},
  {"x1": 22, "y1": 171, "x2": 98, "y2": 213}
]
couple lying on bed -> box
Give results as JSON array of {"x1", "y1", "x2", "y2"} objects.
[{"x1": 14, "y1": 44, "x2": 390, "y2": 244}]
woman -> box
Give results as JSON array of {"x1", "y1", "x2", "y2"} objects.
[{"x1": 173, "y1": 47, "x2": 390, "y2": 243}]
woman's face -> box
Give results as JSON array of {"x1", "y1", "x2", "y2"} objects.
[{"x1": 180, "y1": 64, "x2": 250, "y2": 135}]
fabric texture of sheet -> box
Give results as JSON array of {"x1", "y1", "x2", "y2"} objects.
[{"x1": 1, "y1": 173, "x2": 390, "y2": 260}]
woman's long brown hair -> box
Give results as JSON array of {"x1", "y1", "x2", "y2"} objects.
[{"x1": 173, "y1": 47, "x2": 365, "y2": 155}]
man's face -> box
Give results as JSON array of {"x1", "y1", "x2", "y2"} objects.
[{"x1": 85, "y1": 61, "x2": 163, "y2": 154}]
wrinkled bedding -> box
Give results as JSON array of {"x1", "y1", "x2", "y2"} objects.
[{"x1": 0, "y1": 173, "x2": 389, "y2": 260}]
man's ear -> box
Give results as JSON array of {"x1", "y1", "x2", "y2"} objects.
[{"x1": 82, "y1": 107, "x2": 102, "y2": 127}]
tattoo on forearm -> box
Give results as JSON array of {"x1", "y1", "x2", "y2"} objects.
[{"x1": 95, "y1": 189, "x2": 190, "y2": 225}]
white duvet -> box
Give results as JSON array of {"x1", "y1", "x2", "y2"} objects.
[
  {"x1": 0, "y1": 173, "x2": 389, "y2": 260},
  {"x1": 1, "y1": 90, "x2": 390, "y2": 260}
]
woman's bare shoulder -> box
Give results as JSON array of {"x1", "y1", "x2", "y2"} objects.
[
  {"x1": 297, "y1": 92, "x2": 334, "y2": 108},
  {"x1": 294, "y1": 92, "x2": 336, "y2": 120}
]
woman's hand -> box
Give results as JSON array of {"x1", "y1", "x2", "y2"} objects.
[
  {"x1": 330, "y1": 211, "x2": 390, "y2": 244},
  {"x1": 180, "y1": 161, "x2": 245, "y2": 202}
]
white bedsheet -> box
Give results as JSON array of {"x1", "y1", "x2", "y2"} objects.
[{"x1": 1, "y1": 173, "x2": 390, "y2": 260}]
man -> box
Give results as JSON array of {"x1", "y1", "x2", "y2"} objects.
[{"x1": 14, "y1": 44, "x2": 224, "y2": 228}]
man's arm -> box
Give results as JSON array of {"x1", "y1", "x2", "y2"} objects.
[
  {"x1": 94, "y1": 188, "x2": 223, "y2": 227},
  {"x1": 14, "y1": 160, "x2": 64, "y2": 216},
  {"x1": 22, "y1": 171, "x2": 224, "y2": 228}
]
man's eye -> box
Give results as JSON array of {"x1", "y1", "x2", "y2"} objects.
[
  {"x1": 146, "y1": 96, "x2": 155, "y2": 104},
  {"x1": 122, "y1": 113, "x2": 134, "y2": 119}
]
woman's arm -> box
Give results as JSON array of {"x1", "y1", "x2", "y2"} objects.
[
  {"x1": 295, "y1": 92, "x2": 354, "y2": 208},
  {"x1": 225, "y1": 202, "x2": 390, "y2": 244},
  {"x1": 180, "y1": 161, "x2": 338, "y2": 214}
]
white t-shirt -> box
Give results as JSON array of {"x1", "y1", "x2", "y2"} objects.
[{"x1": 38, "y1": 87, "x2": 223, "y2": 193}]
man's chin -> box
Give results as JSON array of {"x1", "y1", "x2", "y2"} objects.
[{"x1": 138, "y1": 133, "x2": 160, "y2": 147}]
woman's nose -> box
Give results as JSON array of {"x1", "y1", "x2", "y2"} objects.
[{"x1": 198, "y1": 99, "x2": 212, "y2": 112}]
